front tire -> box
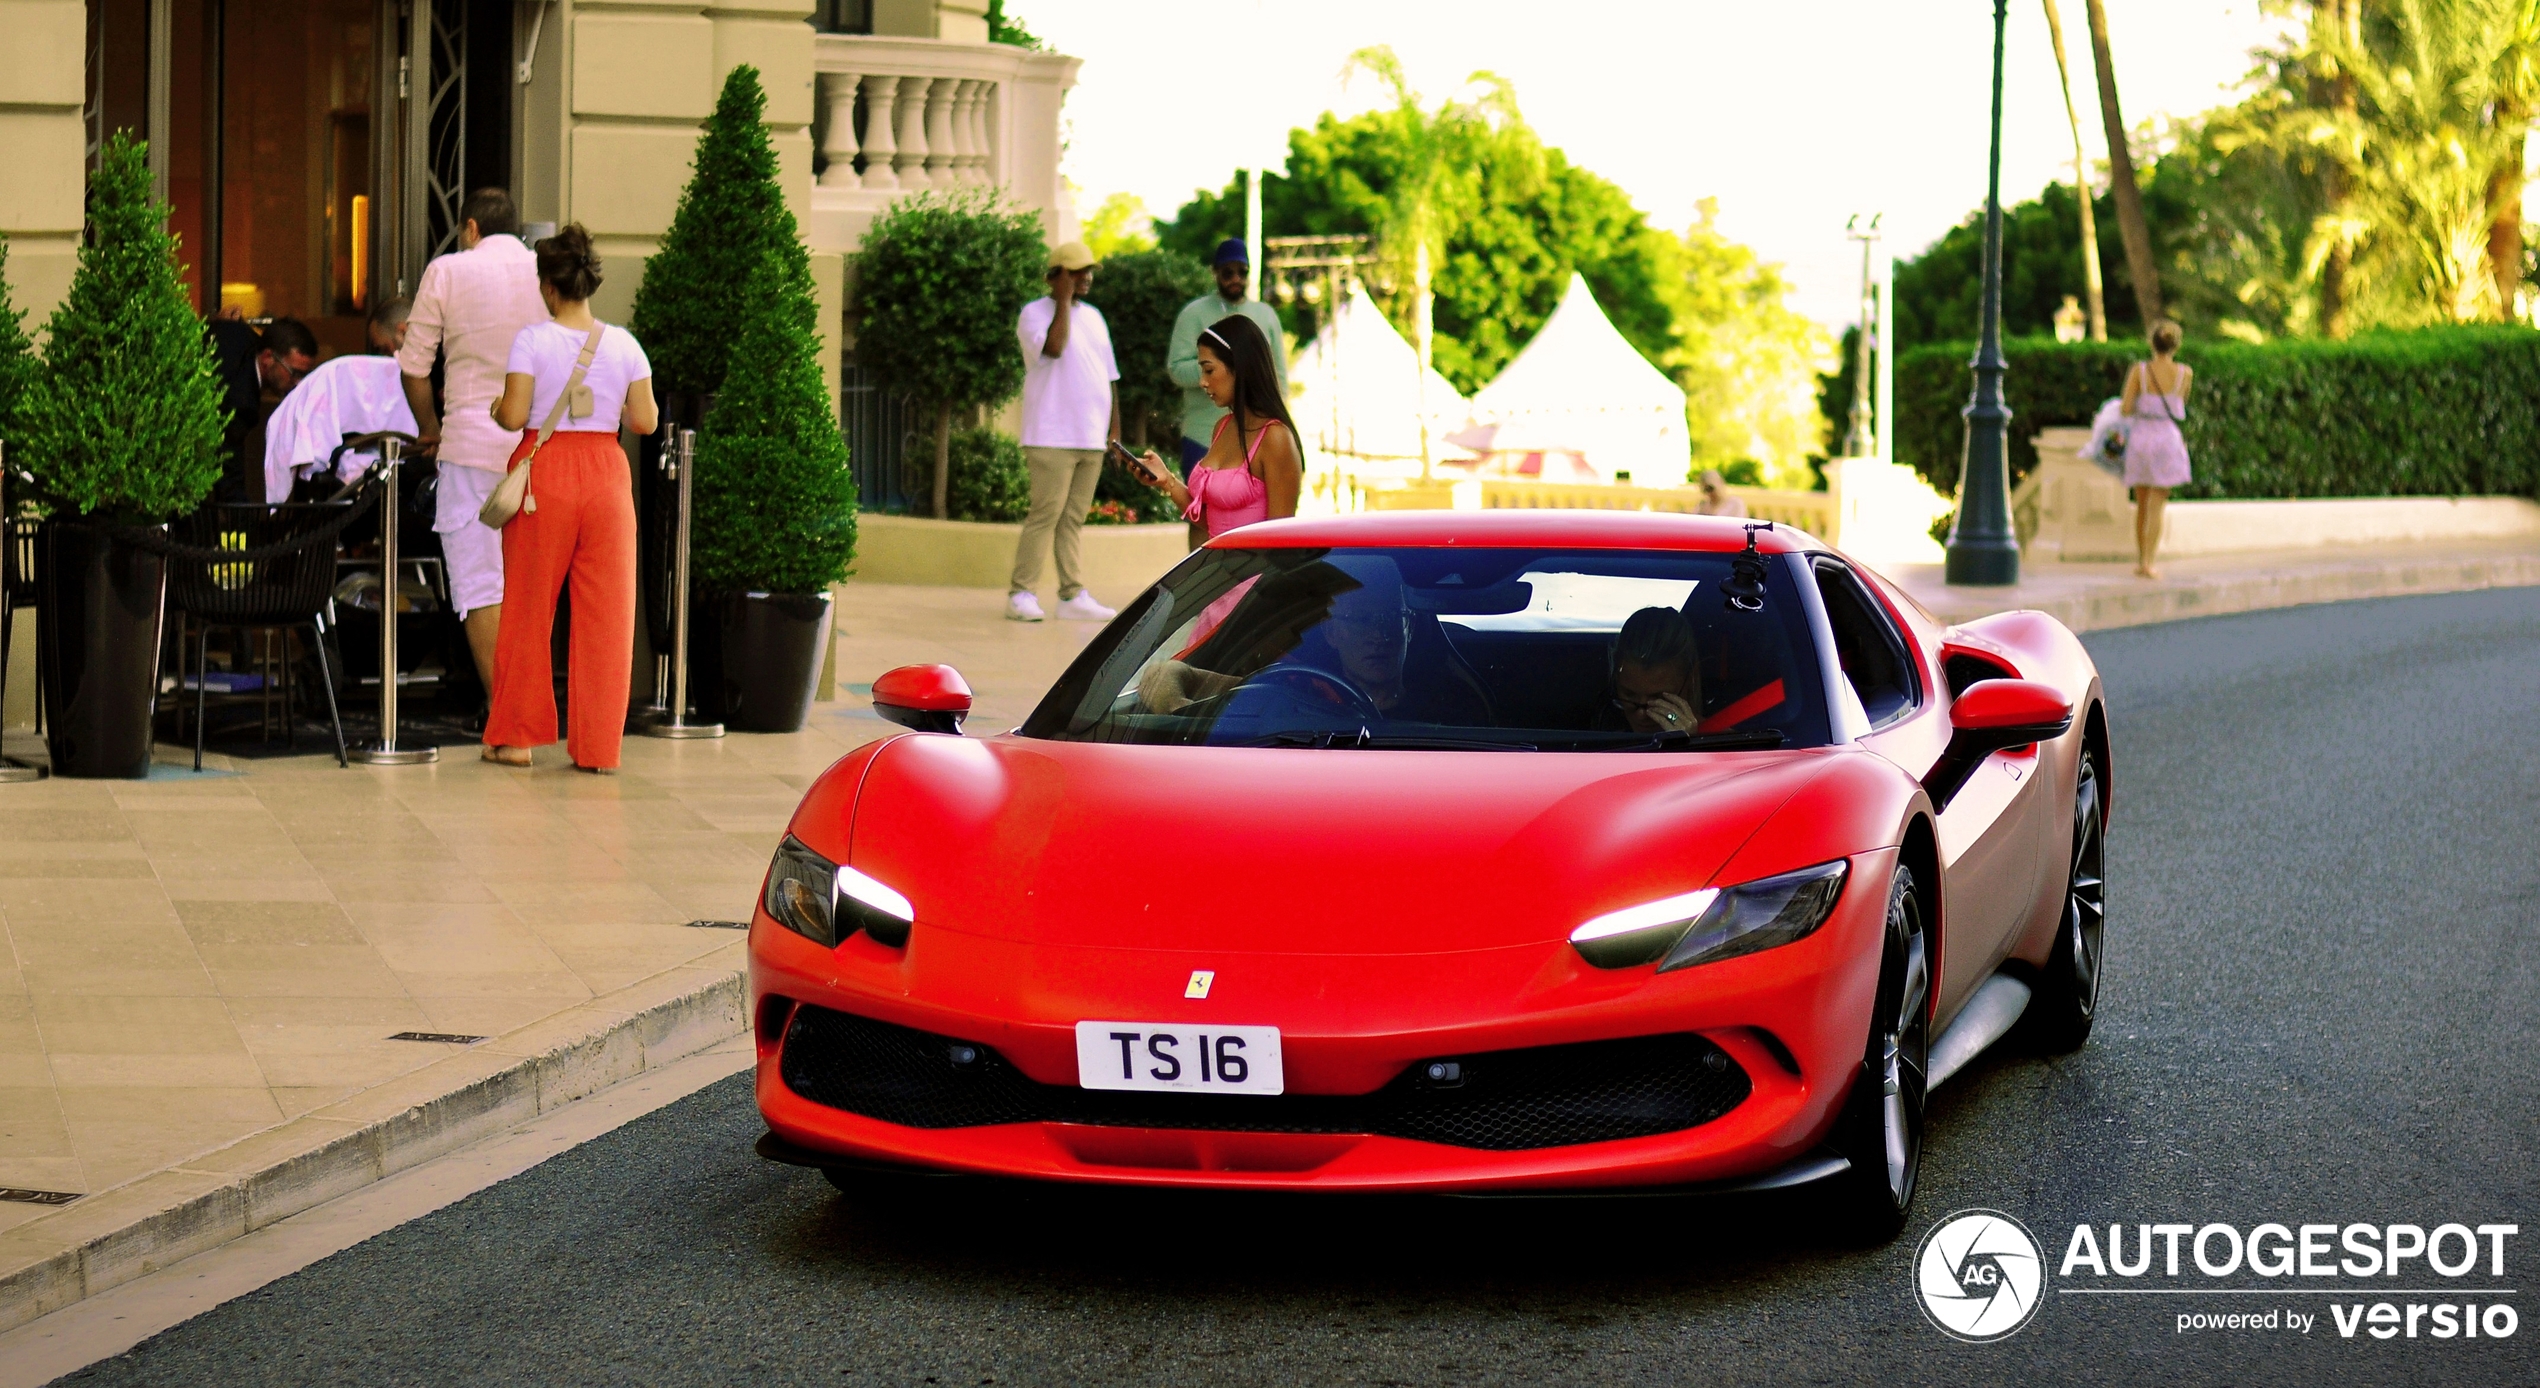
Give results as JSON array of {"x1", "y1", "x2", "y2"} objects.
[
  {"x1": 2019, "y1": 752, "x2": 2104, "y2": 1053},
  {"x1": 1830, "y1": 864, "x2": 1929, "y2": 1243}
]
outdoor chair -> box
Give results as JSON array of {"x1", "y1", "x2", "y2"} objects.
[{"x1": 168, "y1": 499, "x2": 355, "y2": 770}]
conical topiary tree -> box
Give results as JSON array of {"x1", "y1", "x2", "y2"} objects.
[
  {"x1": 853, "y1": 189, "x2": 1047, "y2": 517},
  {"x1": 0, "y1": 238, "x2": 40, "y2": 463},
  {"x1": 631, "y1": 65, "x2": 807, "y2": 401},
  {"x1": 691, "y1": 253, "x2": 857, "y2": 596},
  {"x1": 18, "y1": 131, "x2": 224, "y2": 520}
]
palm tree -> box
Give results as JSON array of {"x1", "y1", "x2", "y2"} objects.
[
  {"x1": 2043, "y1": 0, "x2": 2109, "y2": 339},
  {"x1": 2233, "y1": 0, "x2": 2536, "y2": 328},
  {"x1": 1340, "y1": 47, "x2": 1515, "y2": 478},
  {"x1": 2083, "y1": 0, "x2": 2165, "y2": 323}
]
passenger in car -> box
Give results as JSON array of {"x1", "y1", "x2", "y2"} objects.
[{"x1": 1597, "y1": 606, "x2": 1705, "y2": 734}]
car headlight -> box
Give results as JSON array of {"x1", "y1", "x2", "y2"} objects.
[
  {"x1": 1569, "y1": 860, "x2": 1849, "y2": 971},
  {"x1": 762, "y1": 835, "x2": 916, "y2": 949}
]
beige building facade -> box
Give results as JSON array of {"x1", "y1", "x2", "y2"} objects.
[{"x1": 1, "y1": 0, "x2": 1078, "y2": 413}]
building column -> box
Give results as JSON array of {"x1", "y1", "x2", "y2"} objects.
[
  {"x1": 858, "y1": 74, "x2": 901, "y2": 190},
  {"x1": 922, "y1": 77, "x2": 958, "y2": 187},
  {"x1": 0, "y1": 0, "x2": 89, "y2": 327},
  {"x1": 891, "y1": 75, "x2": 933, "y2": 190},
  {"x1": 818, "y1": 70, "x2": 861, "y2": 187}
]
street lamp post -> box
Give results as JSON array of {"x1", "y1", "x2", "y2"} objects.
[
  {"x1": 1948, "y1": 0, "x2": 2022, "y2": 586},
  {"x1": 1843, "y1": 214, "x2": 1882, "y2": 459}
]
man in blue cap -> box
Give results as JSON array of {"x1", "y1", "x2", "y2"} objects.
[{"x1": 1167, "y1": 238, "x2": 1289, "y2": 489}]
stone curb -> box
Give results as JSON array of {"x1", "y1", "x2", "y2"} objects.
[
  {"x1": 0, "y1": 942, "x2": 749, "y2": 1335},
  {"x1": 1903, "y1": 546, "x2": 2540, "y2": 635}
]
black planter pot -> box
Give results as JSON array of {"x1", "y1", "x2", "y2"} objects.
[
  {"x1": 38, "y1": 519, "x2": 169, "y2": 778},
  {"x1": 708, "y1": 590, "x2": 832, "y2": 733}
]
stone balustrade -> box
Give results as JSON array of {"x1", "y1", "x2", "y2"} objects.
[{"x1": 806, "y1": 35, "x2": 1080, "y2": 255}]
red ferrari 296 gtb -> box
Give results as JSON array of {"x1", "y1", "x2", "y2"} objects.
[{"x1": 749, "y1": 511, "x2": 2109, "y2": 1237}]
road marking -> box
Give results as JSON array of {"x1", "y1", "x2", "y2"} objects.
[{"x1": 0, "y1": 1037, "x2": 754, "y2": 1388}]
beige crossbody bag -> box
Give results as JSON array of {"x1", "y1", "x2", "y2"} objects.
[{"x1": 479, "y1": 323, "x2": 605, "y2": 529}]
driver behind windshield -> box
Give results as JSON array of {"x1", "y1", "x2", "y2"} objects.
[
  {"x1": 1135, "y1": 554, "x2": 1491, "y2": 725},
  {"x1": 1597, "y1": 605, "x2": 1705, "y2": 735}
]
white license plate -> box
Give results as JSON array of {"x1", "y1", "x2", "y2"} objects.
[{"x1": 1074, "y1": 1021, "x2": 1284, "y2": 1095}]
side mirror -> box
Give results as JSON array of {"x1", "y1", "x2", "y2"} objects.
[
  {"x1": 1924, "y1": 679, "x2": 2073, "y2": 810},
  {"x1": 872, "y1": 663, "x2": 972, "y2": 734}
]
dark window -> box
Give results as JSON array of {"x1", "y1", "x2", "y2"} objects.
[
  {"x1": 812, "y1": 0, "x2": 873, "y2": 33},
  {"x1": 1812, "y1": 560, "x2": 1919, "y2": 728},
  {"x1": 1019, "y1": 546, "x2": 1833, "y2": 752}
]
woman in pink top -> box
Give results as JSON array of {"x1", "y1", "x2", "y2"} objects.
[{"x1": 1129, "y1": 314, "x2": 1301, "y2": 539}]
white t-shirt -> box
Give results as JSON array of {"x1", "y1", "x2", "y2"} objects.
[
  {"x1": 504, "y1": 320, "x2": 653, "y2": 434},
  {"x1": 1015, "y1": 298, "x2": 1118, "y2": 449}
]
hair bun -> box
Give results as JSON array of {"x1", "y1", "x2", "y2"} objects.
[{"x1": 535, "y1": 222, "x2": 603, "y2": 301}]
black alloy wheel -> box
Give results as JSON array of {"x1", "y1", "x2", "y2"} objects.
[
  {"x1": 1831, "y1": 864, "x2": 1929, "y2": 1242},
  {"x1": 2019, "y1": 753, "x2": 2105, "y2": 1053}
]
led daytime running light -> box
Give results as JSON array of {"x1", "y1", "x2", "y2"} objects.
[{"x1": 836, "y1": 865, "x2": 913, "y2": 922}]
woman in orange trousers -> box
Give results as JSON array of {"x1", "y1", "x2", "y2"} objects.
[{"x1": 482, "y1": 224, "x2": 657, "y2": 773}]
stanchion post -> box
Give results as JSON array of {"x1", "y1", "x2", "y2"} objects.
[
  {"x1": 641, "y1": 426, "x2": 721, "y2": 740},
  {"x1": 0, "y1": 439, "x2": 45, "y2": 781},
  {"x1": 350, "y1": 437, "x2": 438, "y2": 764}
]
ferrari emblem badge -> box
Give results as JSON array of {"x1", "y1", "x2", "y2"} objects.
[{"x1": 1185, "y1": 970, "x2": 1215, "y2": 999}]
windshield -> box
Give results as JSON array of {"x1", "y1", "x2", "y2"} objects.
[{"x1": 1017, "y1": 546, "x2": 1831, "y2": 751}]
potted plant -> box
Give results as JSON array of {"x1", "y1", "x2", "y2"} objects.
[
  {"x1": 628, "y1": 64, "x2": 798, "y2": 685},
  {"x1": 16, "y1": 134, "x2": 225, "y2": 778},
  {"x1": 851, "y1": 189, "x2": 1046, "y2": 517},
  {"x1": 688, "y1": 251, "x2": 859, "y2": 732}
]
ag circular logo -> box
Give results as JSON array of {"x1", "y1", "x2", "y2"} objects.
[{"x1": 1914, "y1": 1209, "x2": 2046, "y2": 1342}]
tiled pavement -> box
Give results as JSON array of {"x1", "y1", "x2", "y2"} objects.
[
  {"x1": 0, "y1": 536, "x2": 2532, "y2": 1250},
  {"x1": 0, "y1": 583, "x2": 1104, "y2": 1231}
]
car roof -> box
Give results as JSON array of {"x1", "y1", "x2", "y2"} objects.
[{"x1": 1204, "y1": 509, "x2": 1819, "y2": 554}]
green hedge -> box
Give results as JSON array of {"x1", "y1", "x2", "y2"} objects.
[
  {"x1": 946, "y1": 428, "x2": 1029, "y2": 523},
  {"x1": 1897, "y1": 328, "x2": 2540, "y2": 501}
]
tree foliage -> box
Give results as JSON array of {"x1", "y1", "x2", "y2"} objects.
[
  {"x1": 1083, "y1": 248, "x2": 1209, "y2": 448},
  {"x1": 631, "y1": 66, "x2": 806, "y2": 399},
  {"x1": 1080, "y1": 193, "x2": 1156, "y2": 260},
  {"x1": 1158, "y1": 89, "x2": 1676, "y2": 396},
  {"x1": 855, "y1": 190, "x2": 1045, "y2": 417},
  {"x1": 854, "y1": 188, "x2": 1046, "y2": 515},
  {"x1": 1656, "y1": 202, "x2": 1830, "y2": 482},
  {"x1": 18, "y1": 132, "x2": 224, "y2": 520},
  {"x1": 691, "y1": 253, "x2": 858, "y2": 594}
]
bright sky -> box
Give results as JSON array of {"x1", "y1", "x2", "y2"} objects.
[{"x1": 1026, "y1": 0, "x2": 2291, "y2": 328}]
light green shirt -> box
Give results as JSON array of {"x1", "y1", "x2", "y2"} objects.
[{"x1": 1168, "y1": 293, "x2": 1288, "y2": 446}]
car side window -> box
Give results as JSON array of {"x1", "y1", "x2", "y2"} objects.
[{"x1": 1812, "y1": 560, "x2": 1920, "y2": 728}]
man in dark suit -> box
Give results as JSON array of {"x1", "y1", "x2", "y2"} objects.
[{"x1": 204, "y1": 315, "x2": 319, "y2": 501}]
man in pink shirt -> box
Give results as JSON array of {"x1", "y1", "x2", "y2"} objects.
[{"x1": 398, "y1": 188, "x2": 547, "y2": 701}]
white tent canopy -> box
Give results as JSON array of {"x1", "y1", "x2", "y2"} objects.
[
  {"x1": 1288, "y1": 282, "x2": 1468, "y2": 468},
  {"x1": 1452, "y1": 273, "x2": 1688, "y2": 484}
]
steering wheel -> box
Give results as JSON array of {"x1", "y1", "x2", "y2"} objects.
[{"x1": 1239, "y1": 662, "x2": 1385, "y2": 725}]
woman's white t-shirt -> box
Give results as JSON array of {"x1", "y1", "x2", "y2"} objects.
[{"x1": 505, "y1": 319, "x2": 653, "y2": 433}]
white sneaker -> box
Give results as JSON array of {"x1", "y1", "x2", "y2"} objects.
[
  {"x1": 1055, "y1": 591, "x2": 1116, "y2": 621},
  {"x1": 1006, "y1": 591, "x2": 1046, "y2": 622}
]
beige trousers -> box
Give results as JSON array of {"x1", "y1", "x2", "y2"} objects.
[{"x1": 1010, "y1": 446, "x2": 1105, "y2": 598}]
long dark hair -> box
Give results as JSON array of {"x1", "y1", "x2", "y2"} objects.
[{"x1": 1199, "y1": 314, "x2": 1297, "y2": 459}]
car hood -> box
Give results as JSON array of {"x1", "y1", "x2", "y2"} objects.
[{"x1": 839, "y1": 734, "x2": 1840, "y2": 955}]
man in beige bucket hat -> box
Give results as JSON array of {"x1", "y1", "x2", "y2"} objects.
[{"x1": 1008, "y1": 240, "x2": 1121, "y2": 622}]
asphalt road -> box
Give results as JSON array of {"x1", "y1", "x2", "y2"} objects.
[{"x1": 57, "y1": 590, "x2": 2540, "y2": 1387}]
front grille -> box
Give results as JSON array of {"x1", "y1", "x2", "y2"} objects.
[{"x1": 778, "y1": 1004, "x2": 1751, "y2": 1152}]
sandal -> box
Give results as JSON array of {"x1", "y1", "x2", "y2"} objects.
[{"x1": 482, "y1": 746, "x2": 533, "y2": 767}]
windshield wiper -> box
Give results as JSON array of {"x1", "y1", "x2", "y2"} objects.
[
  {"x1": 1230, "y1": 729, "x2": 1536, "y2": 751},
  {"x1": 1590, "y1": 729, "x2": 1787, "y2": 752}
]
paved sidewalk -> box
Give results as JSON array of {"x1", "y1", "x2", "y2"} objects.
[{"x1": 1, "y1": 537, "x2": 2531, "y2": 1331}]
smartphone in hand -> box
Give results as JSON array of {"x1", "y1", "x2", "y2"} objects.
[{"x1": 1109, "y1": 440, "x2": 1161, "y2": 484}]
